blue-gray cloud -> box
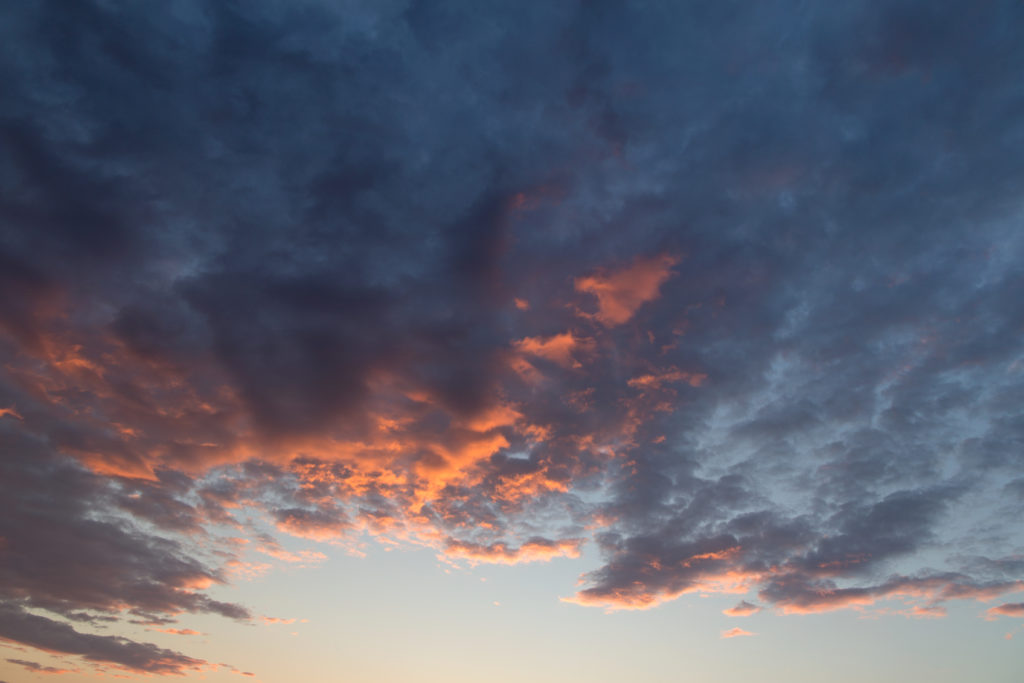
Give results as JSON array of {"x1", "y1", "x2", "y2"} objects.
[{"x1": 2, "y1": 0, "x2": 1024, "y2": 673}]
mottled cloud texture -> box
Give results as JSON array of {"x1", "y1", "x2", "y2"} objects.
[{"x1": 2, "y1": 0, "x2": 1024, "y2": 675}]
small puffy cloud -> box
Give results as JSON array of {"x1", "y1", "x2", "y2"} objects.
[
  {"x1": 987, "y1": 603, "x2": 1024, "y2": 619},
  {"x1": 723, "y1": 601, "x2": 761, "y2": 617},
  {"x1": 721, "y1": 627, "x2": 755, "y2": 639},
  {"x1": 513, "y1": 332, "x2": 592, "y2": 369},
  {"x1": 575, "y1": 254, "x2": 680, "y2": 326}
]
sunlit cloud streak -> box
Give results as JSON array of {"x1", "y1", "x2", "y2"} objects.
[
  {"x1": 987, "y1": 603, "x2": 1024, "y2": 619},
  {"x1": 721, "y1": 627, "x2": 755, "y2": 639},
  {"x1": 443, "y1": 537, "x2": 585, "y2": 566},
  {"x1": 5, "y1": 659, "x2": 76, "y2": 675}
]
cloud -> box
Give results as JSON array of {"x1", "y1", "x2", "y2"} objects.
[
  {"x1": 444, "y1": 537, "x2": 584, "y2": 566},
  {"x1": 1, "y1": 0, "x2": 1024, "y2": 674},
  {"x1": 6, "y1": 659, "x2": 76, "y2": 675},
  {"x1": 254, "y1": 547, "x2": 327, "y2": 566},
  {"x1": 627, "y1": 368, "x2": 707, "y2": 390},
  {"x1": 0, "y1": 439, "x2": 250, "y2": 619},
  {"x1": 761, "y1": 576, "x2": 1024, "y2": 616},
  {"x1": 721, "y1": 627, "x2": 755, "y2": 639},
  {"x1": 272, "y1": 506, "x2": 351, "y2": 542},
  {"x1": 513, "y1": 333, "x2": 592, "y2": 369},
  {"x1": 0, "y1": 605, "x2": 206, "y2": 675},
  {"x1": 565, "y1": 535, "x2": 752, "y2": 610},
  {"x1": 0, "y1": 414, "x2": 249, "y2": 672},
  {"x1": 723, "y1": 601, "x2": 761, "y2": 617},
  {"x1": 987, "y1": 603, "x2": 1024, "y2": 619},
  {"x1": 575, "y1": 254, "x2": 680, "y2": 326}
]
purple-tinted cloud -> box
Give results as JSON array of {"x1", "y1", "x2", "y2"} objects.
[
  {"x1": 0, "y1": 605, "x2": 205, "y2": 675},
  {"x1": 6, "y1": 658, "x2": 76, "y2": 675}
]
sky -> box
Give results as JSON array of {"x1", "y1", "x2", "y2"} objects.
[{"x1": 1, "y1": 1, "x2": 1024, "y2": 681}]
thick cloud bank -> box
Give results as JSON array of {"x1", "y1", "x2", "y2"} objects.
[{"x1": 2, "y1": 0, "x2": 1023, "y2": 673}]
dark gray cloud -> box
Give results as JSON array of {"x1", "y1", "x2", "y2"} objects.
[
  {"x1": 0, "y1": 408, "x2": 249, "y2": 672},
  {"x1": 6, "y1": 658, "x2": 75, "y2": 675},
  {"x1": 2, "y1": 0, "x2": 1024, "y2": 673},
  {"x1": 0, "y1": 605, "x2": 204, "y2": 675},
  {"x1": 0, "y1": 426, "x2": 249, "y2": 620}
]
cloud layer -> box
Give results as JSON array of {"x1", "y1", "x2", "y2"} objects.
[{"x1": 2, "y1": 0, "x2": 1024, "y2": 674}]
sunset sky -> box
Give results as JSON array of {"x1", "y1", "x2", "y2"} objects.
[{"x1": 2, "y1": 1, "x2": 1024, "y2": 681}]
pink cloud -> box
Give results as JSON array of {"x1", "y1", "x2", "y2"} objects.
[
  {"x1": 721, "y1": 627, "x2": 756, "y2": 638},
  {"x1": 987, "y1": 603, "x2": 1024, "y2": 619},
  {"x1": 723, "y1": 601, "x2": 761, "y2": 617},
  {"x1": 628, "y1": 367, "x2": 707, "y2": 389}
]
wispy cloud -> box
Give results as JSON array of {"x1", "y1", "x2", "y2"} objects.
[{"x1": 721, "y1": 628, "x2": 755, "y2": 639}]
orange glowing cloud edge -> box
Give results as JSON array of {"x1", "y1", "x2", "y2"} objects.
[
  {"x1": 19, "y1": 270, "x2": 676, "y2": 505},
  {"x1": 260, "y1": 617, "x2": 298, "y2": 625},
  {"x1": 209, "y1": 414, "x2": 596, "y2": 566},
  {"x1": 12, "y1": 646, "x2": 211, "y2": 678},
  {"x1": 0, "y1": 406, "x2": 24, "y2": 420},
  {"x1": 512, "y1": 332, "x2": 593, "y2": 369},
  {"x1": 627, "y1": 367, "x2": 707, "y2": 389},
  {"x1": 16, "y1": 278, "x2": 944, "y2": 625},
  {"x1": 442, "y1": 537, "x2": 585, "y2": 566},
  {"x1": 766, "y1": 577, "x2": 1024, "y2": 615},
  {"x1": 0, "y1": 318, "x2": 629, "y2": 673},
  {"x1": 7, "y1": 329, "x2": 256, "y2": 480},
  {"x1": 214, "y1": 386, "x2": 623, "y2": 546},
  {"x1": 902, "y1": 605, "x2": 947, "y2": 619},
  {"x1": 4, "y1": 659, "x2": 79, "y2": 676},
  {"x1": 562, "y1": 562, "x2": 765, "y2": 612},
  {"x1": 20, "y1": 335, "x2": 1011, "y2": 622},
  {"x1": 574, "y1": 253, "x2": 681, "y2": 326}
]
